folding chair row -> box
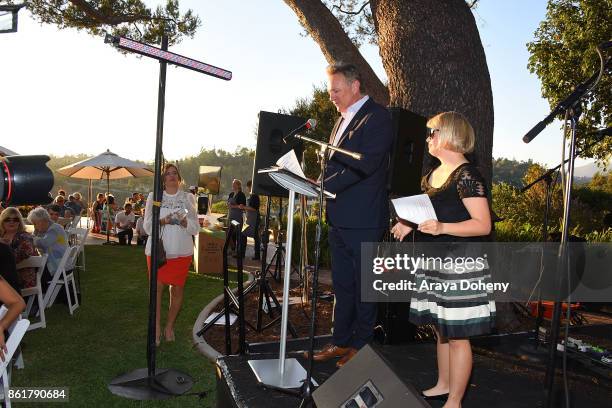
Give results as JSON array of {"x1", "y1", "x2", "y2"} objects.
[
  {"x1": 43, "y1": 245, "x2": 80, "y2": 315},
  {"x1": 16, "y1": 254, "x2": 48, "y2": 331},
  {"x1": 0, "y1": 305, "x2": 30, "y2": 408}
]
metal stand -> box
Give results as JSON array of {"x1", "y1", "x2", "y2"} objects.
[
  {"x1": 265, "y1": 198, "x2": 300, "y2": 281},
  {"x1": 196, "y1": 197, "x2": 297, "y2": 339},
  {"x1": 521, "y1": 48, "x2": 609, "y2": 408},
  {"x1": 249, "y1": 190, "x2": 309, "y2": 389},
  {"x1": 196, "y1": 222, "x2": 248, "y2": 353},
  {"x1": 108, "y1": 34, "x2": 193, "y2": 399}
]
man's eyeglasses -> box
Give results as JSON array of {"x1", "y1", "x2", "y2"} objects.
[{"x1": 2, "y1": 217, "x2": 20, "y2": 223}]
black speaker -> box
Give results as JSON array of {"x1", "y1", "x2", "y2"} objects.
[
  {"x1": 375, "y1": 301, "x2": 418, "y2": 345},
  {"x1": 387, "y1": 108, "x2": 428, "y2": 197},
  {"x1": 312, "y1": 344, "x2": 430, "y2": 408},
  {"x1": 197, "y1": 195, "x2": 209, "y2": 215},
  {"x1": 251, "y1": 111, "x2": 305, "y2": 197}
]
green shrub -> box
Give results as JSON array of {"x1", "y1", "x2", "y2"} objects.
[
  {"x1": 211, "y1": 200, "x2": 228, "y2": 214},
  {"x1": 289, "y1": 214, "x2": 331, "y2": 268}
]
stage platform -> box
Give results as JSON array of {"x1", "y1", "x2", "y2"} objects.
[{"x1": 215, "y1": 330, "x2": 611, "y2": 408}]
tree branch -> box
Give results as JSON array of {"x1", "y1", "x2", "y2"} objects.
[
  {"x1": 67, "y1": 0, "x2": 176, "y2": 26},
  {"x1": 283, "y1": 0, "x2": 389, "y2": 105},
  {"x1": 332, "y1": 1, "x2": 370, "y2": 16}
]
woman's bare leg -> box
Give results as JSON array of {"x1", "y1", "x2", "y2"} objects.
[
  {"x1": 165, "y1": 285, "x2": 184, "y2": 340},
  {"x1": 423, "y1": 326, "x2": 450, "y2": 396},
  {"x1": 443, "y1": 338, "x2": 472, "y2": 408}
]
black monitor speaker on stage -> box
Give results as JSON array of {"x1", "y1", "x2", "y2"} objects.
[
  {"x1": 312, "y1": 344, "x2": 429, "y2": 408},
  {"x1": 251, "y1": 111, "x2": 305, "y2": 198},
  {"x1": 387, "y1": 108, "x2": 428, "y2": 198}
]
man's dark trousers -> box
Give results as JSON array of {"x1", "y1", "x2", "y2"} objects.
[
  {"x1": 329, "y1": 226, "x2": 385, "y2": 349},
  {"x1": 117, "y1": 229, "x2": 133, "y2": 245}
]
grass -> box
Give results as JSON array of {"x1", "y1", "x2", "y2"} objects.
[{"x1": 12, "y1": 245, "x2": 227, "y2": 407}]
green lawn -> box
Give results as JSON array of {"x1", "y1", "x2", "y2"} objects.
[{"x1": 12, "y1": 245, "x2": 225, "y2": 407}]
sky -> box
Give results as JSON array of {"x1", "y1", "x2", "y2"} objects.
[{"x1": 0, "y1": 0, "x2": 597, "y2": 168}]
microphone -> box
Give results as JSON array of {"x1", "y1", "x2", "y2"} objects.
[
  {"x1": 283, "y1": 118, "x2": 317, "y2": 143},
  {"x1": 522, "y1": 120, "x2": 548, "y2": 144}
]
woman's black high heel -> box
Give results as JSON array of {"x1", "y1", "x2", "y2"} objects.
[{"x1": 421, "y1": 392, "x2": 449, "y2": 401}]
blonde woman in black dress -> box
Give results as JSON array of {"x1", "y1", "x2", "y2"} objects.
[{"x1": 392, "y1": 111, "x2": 494, "y2": 408}]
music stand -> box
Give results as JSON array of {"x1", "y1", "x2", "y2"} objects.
[{"x1": 248, "y1": 166, "x2": 333, "y2": 390}]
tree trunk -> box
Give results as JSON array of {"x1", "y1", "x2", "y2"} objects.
[
  {"x1": 282, "y1": 0, "x2": 389, "y2": 105},
  {"x1": 375, "y1": 0, "x2": 493, "y2": 182}
]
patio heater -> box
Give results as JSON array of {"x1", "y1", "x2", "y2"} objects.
[
  {"x1": 0, "y1": 3, "x2": 24, "y2": 34},
  {"x1": 105, "y1": 33, "x2": 231, "y2": 400}
]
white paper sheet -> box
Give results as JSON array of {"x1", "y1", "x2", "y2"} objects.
[
  {"x1": 391, "y1": 194, "x2": 438, "y2": 225},
  {"x1": 204, "y1": 312, "x2": 237, "y2": 326},
  {"x1": 276, "y1": 150, "x2": 306, "y2": 179}
]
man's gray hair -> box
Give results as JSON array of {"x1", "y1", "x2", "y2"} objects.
[
  {"x1": 27, "y1": 206, "x2": 50, "y2": 224},
  {"x1": 326, "y1": 62, "x2": 365, "y2": 94}
]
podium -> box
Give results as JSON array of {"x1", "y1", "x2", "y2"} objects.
[{"x1": 248, "y1": 166, "x2": 333, "y2": 390}]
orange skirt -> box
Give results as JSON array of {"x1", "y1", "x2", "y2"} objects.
[{"x1": 146, "y1": 255, "x2": 192, "y2": 287}]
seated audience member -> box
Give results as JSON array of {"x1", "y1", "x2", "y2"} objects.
[
  {"x1": 0, "y1": 207, "x2": 37, "y2": 288},
  {"x1": 135, "y1": 209, "x2": 148, "y2": 245},
  {"x1": 0, "y1": 234, "x2": 23, "y2": 293},
  {"x1": 47, "y1": 204, "x2": 63, "y2": 223},
  {"x1": 115, "y1": 203, "x2": 136, "y2": 245},
  {"x1": 73, "y1": 192, "x2": 85, "y2": 214},
  {"x1": 0, "y1": 245, "x2": 26, "y2": 355},
  {"x1": 64, "y1": 208, "x2": 74, "y2": 220},
  {"x1": 27, "y1": 207, "x2": 68, "y2": 290},
  {"x1": 54, "y1": 195, "x2": 67, "y2": 217},
  {"x1": 65, "y1": 194, "x2": 83, "y2": 218}
]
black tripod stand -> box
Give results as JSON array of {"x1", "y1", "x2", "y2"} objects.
[
  {"x1": 196, "y1": 196, "x2": 298, "y2": 339},
  {"x1": 265, "y1": 197, "x2": 300, "y2": 282}
]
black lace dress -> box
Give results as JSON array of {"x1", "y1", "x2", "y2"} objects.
[{"x1": 408, "y1": 163, "x2": 496, "y2": 338}]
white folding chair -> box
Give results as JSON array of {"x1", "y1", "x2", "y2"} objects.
[
  {"x1": 70, "y1": 215, "x2": 81, "y2": 230},
  {"x1": 16, "y1": 254, "x2": 48, "y2": 331},
  {"x1": 0, "y1": 306, "x2": 30, "y2": 408},
  {"x1": 43, "y1": 246, "x2": 80, "y2": 314},
  {"x1": 72, "y1": 227, "x2": 89, "y2": 275}
]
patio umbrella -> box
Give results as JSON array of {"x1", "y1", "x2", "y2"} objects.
[
  {"x1": 58, "y1": 149, "x2": 154, "y2": 244},
  {"x1": 0, "y1": 145, "x2": 18, "y2": 157}
]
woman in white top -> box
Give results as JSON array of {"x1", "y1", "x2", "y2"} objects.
[{"x1": 144, "y1": 163, "x2": 199, "y2": 345}]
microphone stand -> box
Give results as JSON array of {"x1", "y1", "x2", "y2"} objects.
[
  {"x1": 288, "y1": 133, "x2": 362, "y2": 407},
  {"x1": 520, "y1": 130, "x2": 609, "y2": 352},
  {"x1": 520, "y1": 49, "x2": 609, "y2": 408}
]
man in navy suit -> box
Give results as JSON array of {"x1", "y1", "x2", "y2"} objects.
[{"x1": 310, "y1": 63, "x2": 393, "y2": 367}]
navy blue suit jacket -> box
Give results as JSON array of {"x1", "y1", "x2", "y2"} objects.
[{"x1": 324, "y1": 98, "x2": 393, "y2": 229}]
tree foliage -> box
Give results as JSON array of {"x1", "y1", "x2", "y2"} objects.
[
  {"x1": 527, "y1": 0, "x2": 611, "y2": 162},
  {"x1": 3, "y1": 0, "x2": 200, "y2": 46},
  {"x1": 287, "y1": 84, "x2": 338, "y2": 179},
  {"x1": 492, "y1": 158, "x2": 537, "y2": 187},
  {"x1": 492, "y1": 163, "x2": 609, "y2": 239}
]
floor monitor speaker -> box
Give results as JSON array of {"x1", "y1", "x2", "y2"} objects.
[{"x1": 312, "y1": 344, "x2": 430, "y2": 408}]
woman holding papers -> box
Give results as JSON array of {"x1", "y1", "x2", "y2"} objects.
[
  {"x1": 391, "y1": 111, "x2": 493, "y2": 408},
  {"x1": 144, "y1": 163, "x2": 199, "y2": 345}
]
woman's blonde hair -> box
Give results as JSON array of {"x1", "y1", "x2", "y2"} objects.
[
  {"x1": 427, "y1": 111, "x2": 475, "y2": 154},
  {"x1": 0, "y1": 207, "x2": 26, "y2": 236},
  {"x1": 163, "y1": 163, "x2": 184, "y2": 186}
]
